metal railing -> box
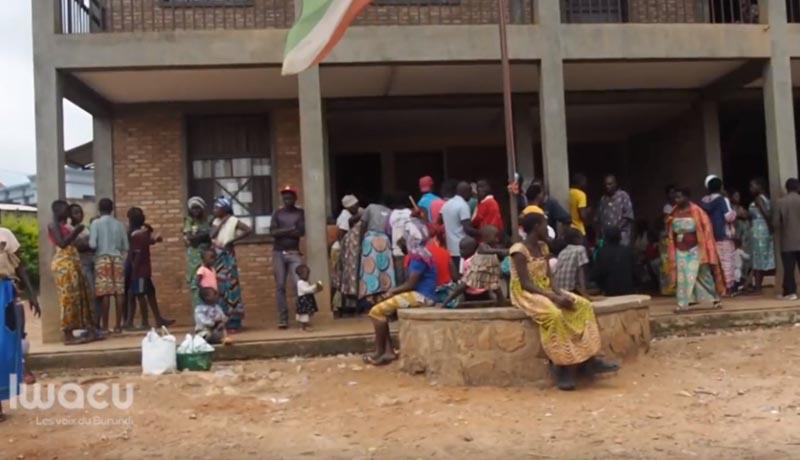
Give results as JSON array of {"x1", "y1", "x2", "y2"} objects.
[
  {"x1": 58, "y1": 0, "x2": 535, "y2": 33},
  {"x1": 61, "y1": 0, "x2": 104, "y2": 34},
  {"x1": 355, "y1": 0, "x2": 534, "y2": 26},
  {"x1": 561, "y1": 0, "x2": 761, "y2": 24},
  {"x1": 86, "y1": 0, "x2": 295, "y2": 32},
  {"x1": 789, "y1": 0, "x2": 800, "y2": 23}
]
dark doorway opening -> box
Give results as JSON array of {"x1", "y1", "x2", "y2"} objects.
[{"x1": 334, "y1": 153, "x2": 383, "y2": 206}]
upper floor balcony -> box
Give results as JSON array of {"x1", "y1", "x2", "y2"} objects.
[{"x1": 58, "y1": 0, "x2": 796, "y2": 35}]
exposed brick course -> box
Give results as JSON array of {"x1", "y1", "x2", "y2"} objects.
[{"x1": 112, "y1": 107, "x2": 304, "y2": 329}]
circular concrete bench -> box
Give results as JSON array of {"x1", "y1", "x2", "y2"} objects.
[{"x1": 397, "y1": 295, "x2": 651, "y2": 386}]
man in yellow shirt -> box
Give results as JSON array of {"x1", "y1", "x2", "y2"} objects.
[{"x1": 569, "y1": 173, "x2": 591, "y2": 235}]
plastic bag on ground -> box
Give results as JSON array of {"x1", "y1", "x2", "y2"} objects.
[
  {"x1": 178, "y1": 334, "x2": 215, "y2": 354},
  {"x1": 141, "y1": 327, "x2": 177, "y2": 375}
]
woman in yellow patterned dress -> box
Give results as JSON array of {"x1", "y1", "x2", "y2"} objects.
[
  {"x1": 48, "y1": 200, "x2": 97, "y2": 345},
  {"x1": 510, "y1": 213, "x2": 618, "y2": 390}
]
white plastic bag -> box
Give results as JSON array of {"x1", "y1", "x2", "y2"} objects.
[
  {"x1": 141, "y1": 327, "x2": 177, "y2": 375},
  {"x1": 178, "y1": 334, "x2": 214, "y2": 354},
  {"x1": 177, "y1": 334, "x2": 193, "y2": 354}
]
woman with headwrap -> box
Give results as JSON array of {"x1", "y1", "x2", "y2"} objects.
[
  {"x1": 700, "y1": 175, "x2": 737, "y2": 291},
  {"x1": 210, "y1": 197, "x2": 253, "y2": 332},
  {"x1": 363, "y1": 218, "x2": 438, "y2": 366},
  {"x1": 184, "y1": 196, "x2": 211, "y2": 307}
]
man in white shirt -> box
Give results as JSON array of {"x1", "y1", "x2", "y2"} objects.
[
  {"x1": 440, "y1": 181, "x2": 480, "y2": 270},
  {"x1": 387, "y1": 194, "x2": 412, "y2": 283}
]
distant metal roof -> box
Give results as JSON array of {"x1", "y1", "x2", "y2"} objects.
[
  {"x1": 66, "y1": 141, "x2": 93, "y2": 169},
  {"x1": 0, "y1": 203, "x2": 37, "y2": 213}
]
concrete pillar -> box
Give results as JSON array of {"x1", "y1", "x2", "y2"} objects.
[
  {"x1": 93, "y1": 116, "x2": 114, "y2": 201},
  {"x1": 535, "y1": 0, "x2": 570, "y2": 206},
  {"x1": 298, "y1": 65, "x2": 332, "y2": 317},
  {"x1": 762, "y1": 0, "x2": 798, "y2": 201},
  {"x1": 701, "y1": 100, "x2": 723, "y2": 178},
  {"x1": 33, "y1": 1, "x2": 65, "y2": 343},
  {"x1": 33, "y1": 69, "x2": 66, "y2": 344},
  {"x1": 761, "y1": 0, "x2": 798, "y2": 289},
  {"x1": 513, "y1": 100, "x2": 535, "y2": 182}
]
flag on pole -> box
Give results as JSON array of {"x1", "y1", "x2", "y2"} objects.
[{"x1": 282, "y1": 0, "x2": 372, "y2": 76}]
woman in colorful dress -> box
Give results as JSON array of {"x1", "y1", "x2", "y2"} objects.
[
  {"x1": 183, "y1": 196, "x2": 211, "y2": 307},
  {"x1": 210, "y1": 197, "x2": 252, "y2": 332},
  {"x1": 509, "y1": 213, "x2": 618, "y2": 391},
  {"x1": 358, "y1": 200, "x2": 396, "y2": 303},
  {"x1": 700, "y1": 175, "x2": 737, "y2": 291},
  {"x1": 0, "y1": 227, "x2": 40, "y2": 421},
  {"x1": 730, "y1": 189, "x2": 752, "y2": 289},
  {"x1": 0, "y1": 263, "x2": 22, "y2": 423},
  {"x1": 668, "y1": 188, "x2": 726, "y2": 312},
  {"x1": 48, "y1": 200, "x2": 97, "y2": 344},
  {"x1": 748, "y1": 178, "x2": 775, "y2": 292},
  {"x1": 364, "y1": 218, "x2": 437, "y2": 366}
]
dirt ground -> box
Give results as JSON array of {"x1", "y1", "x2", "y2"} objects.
[{"x1": 3, "y1": 326, "x2": 800, "y2": 460}]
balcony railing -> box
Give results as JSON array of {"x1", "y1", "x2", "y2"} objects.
[
  {"x1": 58, "y1": 0, "x2": 535, "y2": 34},
  {"x1": 789, "y1": 0, "x2": 800, "y2": 23},
  {"x1": 61, "y1": 0, "x2": 105, "y2": 34},
  {"x1": 561, "y1": 0, "x2": 760, "y2": 24}
]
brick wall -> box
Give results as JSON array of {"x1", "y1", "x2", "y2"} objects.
[
  {"x1": 112, "y1": 106, "x2": 304, "y2": 329},
  {"x1": 628, "y1": 0, "x2": 704, "y2": 23},
  {"x1": 98, "y1": 0, "x2": 531, "y2": 31},
  {"x1": 103, "y1": 0, "x2": 295, "y2": 32}
]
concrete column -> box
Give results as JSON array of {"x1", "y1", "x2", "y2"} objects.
[
  {"x1": 32, "y1": 0, "x2": 65, "y2": 343},
  {"x1": 298, "y1": 65, "x2": 332, "y2": 317},
  {"x1": 701, "y1": 100, "x2": 723, "y2": 178},
  {"x1": 535, "y1": 0, "x2": 570, "y2": 206},
  {"x1": 762, "y1": 0, "x2": 798, "y2": 200},
  {"x1": 513, "y1": 100, "x2": 535, "y2": 182},
  {"x1": 93, "y1": 116, "x2": 114, "y2": 201},
  {"x1": 33, "y1": 69, "x2": 66, "y2": 344},
  {"x1": 762, "y1": 0, "x2": 798, "y2": 289}
]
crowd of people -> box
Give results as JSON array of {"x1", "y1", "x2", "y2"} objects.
[
  {"x1": 335, "y1": 173, "x2": 800, "y2": 389},
  {"x1": 3, "y1": 170, "x2": 800, "y2": 414}
]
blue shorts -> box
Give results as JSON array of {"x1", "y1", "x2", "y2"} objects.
[{"x1": 130, "y1": 278, "x2": 155, "y2": 296}]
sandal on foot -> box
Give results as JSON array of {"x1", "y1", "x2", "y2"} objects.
[
  {"x1": 362, "y1": 354, "x2": 393, "y2": 366},
  {"x1": 64, "y1": 336, "x2": 92, "y2": 346},
  {"x1": 585, "y1": 357, "x2": 620, "y2": 375}
]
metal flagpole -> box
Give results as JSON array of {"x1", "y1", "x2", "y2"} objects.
[{"x1": 498, "y1": 0, "x2": 519, "y2": 234}]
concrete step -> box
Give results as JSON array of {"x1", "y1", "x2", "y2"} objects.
[{"x1": 27, "y1": 304, "x2": 800, "y2": 370}]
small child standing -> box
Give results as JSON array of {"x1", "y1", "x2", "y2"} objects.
[
  {"x1": 295, "y1": 264, "x2": 322, "y2": 331},
  {"x1": 126, "y1": 207, "x2": 173, "y2": 330},
  {"x1": 732, "y1": 238, "x2": 751, "y2": 294},
  {"x1": 194, "y1": 287, "x2": 228, "y2": 345},
  {"x1": 196, "y1": 248, "x2": 219, "y2": 293},
  {"x1": 553, "y1": 228, "x2": 589, "y2": 295}
]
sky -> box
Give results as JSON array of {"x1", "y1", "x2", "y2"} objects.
[{"x1": 0, "y1": 2, "x2": 93, "y2": 187}]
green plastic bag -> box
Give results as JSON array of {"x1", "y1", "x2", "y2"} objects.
[{"x1": 177, "y1": 351, "x2": 213, "y2": 372}]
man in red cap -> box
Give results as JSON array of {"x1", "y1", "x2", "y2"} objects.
[
  {"x1": 417, "y1": 176, "x2": 443, "y2": 223},
  {"x1": 269, "y1": 185, "x2": 305, "y2": 329}
]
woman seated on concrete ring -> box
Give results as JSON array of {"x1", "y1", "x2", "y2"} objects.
[
  {"x1": 363, "y1": 218, "x2": 438, "y2": 366},
  {"x1": 509, "y1": 212, "x2": 619, "y2": 390}
]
